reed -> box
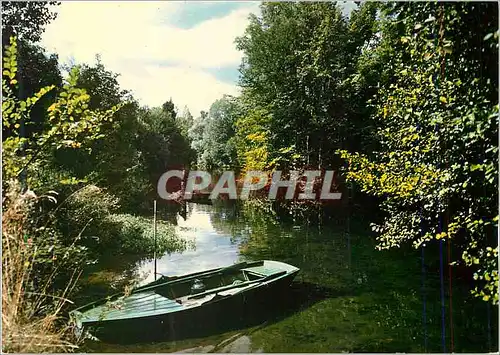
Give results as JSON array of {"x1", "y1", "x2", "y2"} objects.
[{"x1": 2, "y1": 182, "x2": 79, "y2": 353}]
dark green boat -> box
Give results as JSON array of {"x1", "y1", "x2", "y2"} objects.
[{"x1": 70, "y1": 260, "x2": 299, "y2": 342}]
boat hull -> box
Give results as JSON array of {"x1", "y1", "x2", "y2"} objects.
[{"x1": 74, "y1": 261, "x2": 299, "y2": 343}]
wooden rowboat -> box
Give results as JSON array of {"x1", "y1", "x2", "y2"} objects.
[{"x1": 70, "y1": 260, "x2": 299, "y2": 342}]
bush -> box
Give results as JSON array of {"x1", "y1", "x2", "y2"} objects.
[
  {"x1": 106, "y1": 214, "x2": 191, "y2": 256},
  {"x1": 49, "y1": 185, "x2": 191, "y2": 257},
  {"x1": 51, "y1": 184, "x2": 119, "y2": 251}
]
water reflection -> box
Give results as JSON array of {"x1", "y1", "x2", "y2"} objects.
[{"x1": 135, "y1": 203, "x2": 243, "y2": 285}]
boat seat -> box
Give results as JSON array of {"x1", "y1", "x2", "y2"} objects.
[{"x1": 242, "y1": 265, "x2": 281, "y2": 276}]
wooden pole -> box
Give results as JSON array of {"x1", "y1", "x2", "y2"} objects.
[{"x1": 153, "y1": 200, "x2": 157, "y2": 281}]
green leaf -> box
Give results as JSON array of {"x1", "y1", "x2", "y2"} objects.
[{"x1": 484, "y1": 32, "x2": 493, "y2": 41}]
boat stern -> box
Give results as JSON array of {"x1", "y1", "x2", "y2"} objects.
[
  {"x1": 262, "y1": 260, "x2": 300, "y2": 275},
  {"x1": 242, "y1": 260, "x2": 300, "y2": 288}
]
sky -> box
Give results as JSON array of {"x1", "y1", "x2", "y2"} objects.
[{"x1": 41, "y1": 1, "x2": 357, "y2": 117}]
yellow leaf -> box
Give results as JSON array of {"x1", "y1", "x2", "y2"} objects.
[{"x1": 439, "y1": 96, "x2": 447, "y2": 104}]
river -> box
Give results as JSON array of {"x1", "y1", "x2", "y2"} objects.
[{"x1": 81, "y1": 202, "x2": 497, "y2": 353}]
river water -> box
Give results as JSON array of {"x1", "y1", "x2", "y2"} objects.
[{"x1": 81, "y1": 202, "x2": 497, "y2": 353}]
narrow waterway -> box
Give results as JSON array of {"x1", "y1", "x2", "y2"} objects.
[
  {"x1": 81, "y1": 202, "x2": 497, "y2": 353},
  {"x1": 135, "y1": 203, "x2": 242, "y2": 284}
]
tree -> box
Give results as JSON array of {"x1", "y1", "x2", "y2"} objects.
[
  {"x1": 188, "y1": 110, "x2": 209, "y2": 167},
  {"x1": 188, "y1": 96, "x2": 242, "y2": 171},
  {"x1": 340, "y1": 2, "x2": 499, "y2": 304},
  {"x1": 162, "y1": 98, "x2": 177, "y2": 120},
  {"x1": 137, "y1": 104, "x2": 194, "y2": 187},
  {"x1": 177, "y1": 106, "x2": 194, "y2": 139},
  {"x1": 2, "y1": 1, "x2": 59, "y2": 46},
  {"x1": 235, "y1": 2, "x2": 379, "y2": 172},
  {"x1": 234, "y1": 103, "x2": 273, "y2": 172},
  {"x1": 2, "y1": 37, "x2": 123, "y2": 306},
  {"x1": 51, "y1": 59, "x2": 141, "y2": 193},
  {"x1": 205, "y1": 95, "x2": 242, "y2": 171},
  {"x1": 2, "y1": 37, "x2": 122, "y2": 190},
  {"x1": 2, "y1": 42, "x2": 62, "y2": 140}
]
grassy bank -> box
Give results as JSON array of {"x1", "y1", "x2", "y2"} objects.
[{"x1": 1, "y1": 183, "x2": 190, "y2": 352}]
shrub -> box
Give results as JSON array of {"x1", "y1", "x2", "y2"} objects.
[
  {"x1": 50, "y1": 184, "x2": 119, "y2": 251},
  {"x1": 106, "y1": 214, "x2": 191, "y2": 256}
]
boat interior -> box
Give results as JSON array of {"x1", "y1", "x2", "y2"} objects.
[{"x1": 153, "y1": 267, "x2": 269, "y2": 306}]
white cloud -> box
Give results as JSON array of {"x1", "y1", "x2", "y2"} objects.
[
  {"x1": 118, "y1": 64, "x2": 240, "y2": 116},
  {"x1": 41, "y1": 1, "x2": 259, "y2": 114},
  {"x1": 159, "y1": 7, "x2": 256, "y2": 68}
]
